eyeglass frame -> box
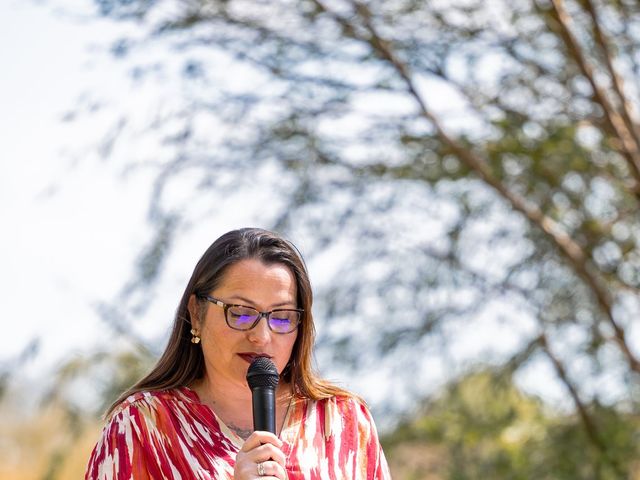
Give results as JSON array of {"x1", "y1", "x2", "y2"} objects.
[{"x1": 196, "y1": 294, "x2": 303, "y2": 334}]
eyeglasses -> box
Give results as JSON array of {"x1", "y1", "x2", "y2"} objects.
[{"x1": 198, "y1": 295, "x2": 302, "y2": 334}]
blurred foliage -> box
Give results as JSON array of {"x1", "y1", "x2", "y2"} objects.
[
  {"x1": 10, "y1": 0, "x2": 640, "y2": 477},
  {"x1": 0, "y1": 391, "x2": 102, "y2": 480},
  {"x1": 0, "y1": 348, "x2": 152, "y2": 480},
  {"x1": 0, "y1": 341, "x2": 39, "y2": 402},
  {"x1": 383, "y1": 369, "x2": 640, "y2": 479}
]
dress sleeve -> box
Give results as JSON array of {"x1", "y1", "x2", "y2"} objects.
[
  {"x1": 85, "y1": 399, "x2": 173, "y2": 480},
  {"x1": 352, "y1": 400, "x2": 392, "y2": 480},
  {"x1": 325, "y1": 397, "x2": 392, "y2": 479}
]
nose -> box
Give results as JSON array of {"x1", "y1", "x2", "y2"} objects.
[{"x1": 247, "y1": 314, "x2": 271, "y2": 344}]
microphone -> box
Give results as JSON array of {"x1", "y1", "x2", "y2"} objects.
[{"x1": 246, "y1": 356, "x2": 279, "y2": 434}]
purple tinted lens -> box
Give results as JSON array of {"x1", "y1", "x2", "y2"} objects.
[
  {"x1": 270, "y1": 317, "x2": 292, "y2": 331},
  {"x1": 228, "y1": 306, "x2": 259, "y2": 328},
  {"x1": 235, "y1": 314, "x2": 255, "y2": 326}
]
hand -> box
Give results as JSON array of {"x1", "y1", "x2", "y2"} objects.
[{"x1": 234, "y1": 431, "x2": 287, "y2": 480}]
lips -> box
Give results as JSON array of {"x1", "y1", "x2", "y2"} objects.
[{"x1": 238, "y1": 352, "x2": 272, "y2": 364}]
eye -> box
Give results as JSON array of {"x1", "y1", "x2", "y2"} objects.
[
  {"x1": 229, "y1": 306, "x2": 258, "y2": 325},
  {"x1": 269, "y1": 311, "x2": 300, "y2": 332},
  {"x1": 271, "y1": 316, "x2": 292, "y2": 325}
]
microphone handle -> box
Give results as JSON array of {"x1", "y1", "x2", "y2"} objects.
[{"x1": 251, "y1": 386, "x2": 276, "y2": 434}]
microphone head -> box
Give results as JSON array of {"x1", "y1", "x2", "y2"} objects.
[{"x1": 246, "y1": 356, "x2": 279, "y2": 390}]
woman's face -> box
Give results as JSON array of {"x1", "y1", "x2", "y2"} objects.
[{"x1": 190, "y1": 258, "x2": 299, "y2": 387}]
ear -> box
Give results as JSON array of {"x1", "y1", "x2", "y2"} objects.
[{"x1": 188, "y1": 294, "x2": 201, "y2": 330}]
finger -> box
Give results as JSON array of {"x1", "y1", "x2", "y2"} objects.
[
  {"x1": 253, "y1": 444, "x2": 287, "y2": 467},
  {"x1": 234, "y1": 454, "x2": 287, "y2": 480},
  {"x1": 258, "y1": 460, "x2": 287, "y2": 479},
  {"x1": 239, "y1": 442, "x2": 286, "y2": 469},
  {"x1": 240, "y1": 431, "x2": 283, "y2": 452}
]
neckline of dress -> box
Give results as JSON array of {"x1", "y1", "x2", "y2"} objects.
[{"x1": 178, "y1": 385, "x2": 298, "y2": 444}]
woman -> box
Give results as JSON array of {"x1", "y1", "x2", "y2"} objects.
[{"x1": 86, "y1": 228, "x2": 391, "y2": 479}]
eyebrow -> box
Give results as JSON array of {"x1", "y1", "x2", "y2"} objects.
[{"x1": 227, "y1": 295, "x2": 297, "y2": 309}]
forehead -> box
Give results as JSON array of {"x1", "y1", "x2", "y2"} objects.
[{"x1": 217, "y1": 259, "x2": 296, "y2": 296}]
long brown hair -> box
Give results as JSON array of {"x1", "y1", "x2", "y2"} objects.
[{"x1": 106, "y1": 227, "x2": 352, "y2": 417}]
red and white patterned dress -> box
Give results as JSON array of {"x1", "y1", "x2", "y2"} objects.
[{"x1": 85, "y1": 386, "x2": 391, "y2": 479}]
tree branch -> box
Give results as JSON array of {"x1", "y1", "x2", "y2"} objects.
[
  {"x1": 583, "y1": 0, "x2": 640, "y2": 148},
  {"x1": 538, "y1": 333, "x2": 624, "y2": 476},
  {"x1": 549, "y1": 0, "x2": 640, "y2": 191}
]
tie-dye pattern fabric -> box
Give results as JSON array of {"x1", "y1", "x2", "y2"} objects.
[{"x1": 85, "y1": 387, "x2": 391, "y2": 479}]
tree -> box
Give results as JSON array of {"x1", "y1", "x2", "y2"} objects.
[
  {"x1": 383, "y1": 369, "x2": 640, "y2": 479},
  {"x1": 54, "y1": 0, "x2": 640, "y2": 476}
]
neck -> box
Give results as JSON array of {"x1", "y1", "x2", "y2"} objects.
[
  {"x1": 191, "y1": 370, "x2": 293, "y2": 439},
  {"x1": 192, "y1": 369, "x2": 251, "y2": 412}
]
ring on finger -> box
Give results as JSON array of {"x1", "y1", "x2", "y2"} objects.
[{"x1": 257, "y1": 461, "x2": 266, "y2": 476}]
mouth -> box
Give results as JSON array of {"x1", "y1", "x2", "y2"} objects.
[{"x1": 238, "y1": 352, "x2": 273, "y2": 364}]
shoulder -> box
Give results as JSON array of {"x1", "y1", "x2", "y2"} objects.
[
  {"x1": 88, "y1": 389, "x2": 196, "y2": 458},
  {"x1": 106, "y1": 387, "x2": 196, "y2": 427},
  {"x1": 300, "y1": 394, "x2": 378, "y2": 439},
  {"x1": 316, "y1": 394, "x2": 371, "y2": 418},
  {"x1": 110, "y1": 387, "x2": 195, "y2": 415},
  {"x1": 86, "y1": 388, "x2": 204, "y2": 479},
  {"x1": 298, "y1": 395, "x2": 391, "y2": 477}
]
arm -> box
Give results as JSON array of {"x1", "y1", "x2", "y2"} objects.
[
  {"x1": 85, "y1": 404, "x2": 146, "y2": 480},
  {"x1": 353, "y1": 400, "x2": 392, "y2": 480},
  {"x1": 326, "y1": 397, "x2": 392, "y2": 480},
  {"x1": 85, "y1": 401, "x2": 174, "y2": 480}
]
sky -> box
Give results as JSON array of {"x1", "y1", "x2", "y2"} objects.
[{"x1": 0, "y1": 0, "x2": 154, "y2": 378}]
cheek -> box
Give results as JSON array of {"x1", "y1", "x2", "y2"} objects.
[
  {"x1": 201, "y1": 321, "x2": 233, "y2": 354},
  {"x1": 281, "y1": 334, "x2": 298, "y2": 362},
  {"x1": 290, "y1": 332, "x2": 299, "y2": 352}
]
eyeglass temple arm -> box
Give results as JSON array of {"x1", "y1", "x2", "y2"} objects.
[{"x1": 199, "y1": 295, "x2": 226, "y2": 309}]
